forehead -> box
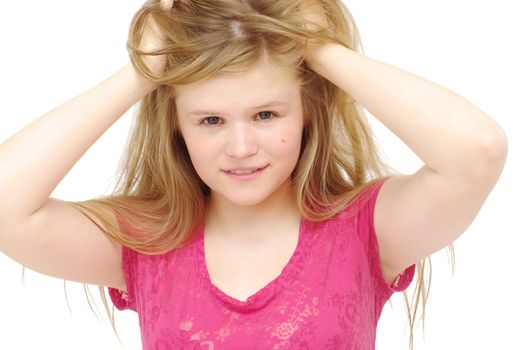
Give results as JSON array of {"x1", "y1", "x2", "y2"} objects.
[{"x1": 173, "y1": 61, "x2": 301, "y2": 111}]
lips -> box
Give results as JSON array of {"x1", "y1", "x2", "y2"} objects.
[
  {"x1": 228, "y1": 169, "x2": 258, "y2": 175},
  {"x1": 223, "y1": 165, "x2": 267, "y2": 173},
  {"x1": 221, "y1": 165, "x2": 268, "y2": 177}
]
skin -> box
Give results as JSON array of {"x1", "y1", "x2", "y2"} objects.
[
  {"x1": 162, "y1": 0, "x2": 508, "y2": 285},
  {"x1": 0, "y1": 0, "x2": 505, "y2": 302},
  {"x1": 174, "y1": 58, "x2": 305, "y2": 245}
]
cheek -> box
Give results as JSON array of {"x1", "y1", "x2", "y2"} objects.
[
  {"x1": 271, "y1": 127, "x2": 303, "y2": 159},
  {"x1": 180, "y1": 132, "x2": 215, "y2": 173},
  {"x1": 188, "y1": 142, "x2": 214, "y2": 166}
]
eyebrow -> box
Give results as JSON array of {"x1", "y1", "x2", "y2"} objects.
[{"x1": 186, "y1": 100, "x2": 291, "y2": 116}]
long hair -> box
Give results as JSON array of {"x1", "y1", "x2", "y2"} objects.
[{"x1": 21, "y1": 1, "x2": 453, "y2": 348}]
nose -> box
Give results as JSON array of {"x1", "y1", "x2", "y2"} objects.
[{"x1": 225, "y1": 122, "x2": 258, "y2": 158}]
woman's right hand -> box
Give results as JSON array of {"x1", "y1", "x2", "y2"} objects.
[{"x1": 137, "y1": 0, "x2": 180, "y2": 78}]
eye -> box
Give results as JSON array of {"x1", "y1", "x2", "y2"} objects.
[
  {"x1": 200, "y1": 116, "x2": 222, "y2": 126},
  {"x1": 256, "y1": 111, "x2": 277, "y2": 120},
  {"x1": 199, "y1": 111, "x2": 277, "y2": 126}
]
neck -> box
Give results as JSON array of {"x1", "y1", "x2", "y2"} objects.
[{"x1": 205, "y1": 182, "x2": 301, "y2": 245}]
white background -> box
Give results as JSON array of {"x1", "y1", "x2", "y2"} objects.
[{"x1": 0, "y1": 1, "x2": 524, "y2": 349}]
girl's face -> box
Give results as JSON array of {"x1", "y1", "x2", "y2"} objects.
[{"x1": 174, "y1": 60, "x2": 304, "y2": 207}]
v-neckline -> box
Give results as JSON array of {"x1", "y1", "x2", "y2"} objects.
[{"x1": 195, "y1": 215, "x2": 307, "y2": 311}]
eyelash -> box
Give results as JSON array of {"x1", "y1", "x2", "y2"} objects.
[{"x1": 199, "y1": 111, "x2": 278, "y2": 126}]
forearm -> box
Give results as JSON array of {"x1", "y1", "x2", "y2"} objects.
[
  {"x1": 0, "y1": 63, "x2": 155, "y2": 221},
  {"x1": 308, "y1": 44, "x2": 507, "y2": 177}
]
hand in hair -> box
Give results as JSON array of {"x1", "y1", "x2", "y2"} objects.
[
  {"x1": 162, "y1": 0, "x2": 191, "y2": 7},
  {"x1": 160, "y1": 0, "x2": 174, "y2": 10},
  {"x1": 300, "y1": 0, "x2": 328, "y2": 31},
  {"x1": 299, "y1": 0, "x2": 329, "y2": 65},
  {"x1": 137, "y1": 0, "x2": 186, "y2": 77}
]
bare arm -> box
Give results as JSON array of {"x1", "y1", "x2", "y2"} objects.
[
  {"x1": 0, "y1": 63, "x2": 155, "y2": 226},
  {"x1": 0, "y1": 0, "x2": 175, "y2": 292},
  {"x1": 307, "y1": 44, "x2": 507, "y2": 177},
  {"x1": 306, "y1": 43, "x2": 507, "y2": 283},
  {"x1": 0, "y1": 64, "x2": 156, "y2": 290}
]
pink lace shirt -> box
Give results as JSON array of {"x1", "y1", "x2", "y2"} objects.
[{"x1": 108, "y1": 178, "x2": 416, "y2": 349}]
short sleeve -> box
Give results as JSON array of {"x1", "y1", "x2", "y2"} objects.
[
  {"x1": 107, "y1": 212, "x2": 138, "y2": 312},
  {"x1": 364, "y1": 177, "x2": 416, "y2": 296},
  {"x1": 108, "y1": 245, "x2": 138, "y2": 311}
]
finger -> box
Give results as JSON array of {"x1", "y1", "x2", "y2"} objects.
[{"x1": 160, "y1": 0, "x2": 174, "y2": 11}]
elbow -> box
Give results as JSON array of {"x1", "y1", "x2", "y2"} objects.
[
  {"x1": 479, "y1": 123, "x2": 508, "y2": 165},
  {"x1": 469, "y1": 123, "x2": 508, "y2": 180}
]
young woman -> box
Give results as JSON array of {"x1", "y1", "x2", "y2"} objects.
[{"x1": 0, "y1": 0, "x2": 507, "y2": 349}]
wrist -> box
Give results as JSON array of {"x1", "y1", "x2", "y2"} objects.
[
  {"x1": 305, "y1": 43, "x2": 345, "y2": 73},
  {"x1": 126, "y1": 62, "x2": 158, "y2": 95},
  {"x1": 117, "y1": 63, "x2": 158, "y2": 103}
]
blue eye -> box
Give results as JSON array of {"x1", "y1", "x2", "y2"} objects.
[
  {"x1": 257, "y1": 111, "x2": 276, "y2": 120},
  {"x1": 200, "y1": 111, "x2": 277, "y2": 126},
  {"x1": 201, "y1": 116, "x2": 221, "y2": 125}
]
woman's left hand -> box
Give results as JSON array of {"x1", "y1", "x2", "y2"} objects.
[
  {"x1": 300, "y1": 0, "x2": 327, "y2": 30},
  {"x1": 299, "y1": 0, "x2": 329, "y2": 66}
]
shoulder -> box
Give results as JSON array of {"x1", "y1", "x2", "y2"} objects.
[{"x1": 335, "y1": 176, "x2": 391, "y2": 220}]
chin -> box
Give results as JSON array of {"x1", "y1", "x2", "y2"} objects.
[
  {"x1": 216, "y1": 189, "x2": 272, "y2": 207},
  {"x1": 225, "y1": 195, "x2": 268, "y2": 207}
]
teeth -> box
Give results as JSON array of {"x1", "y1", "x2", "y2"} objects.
[{"x1": 230, "y1": 169, "x2": 256, "y2": 175}]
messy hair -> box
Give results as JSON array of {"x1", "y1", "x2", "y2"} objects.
[{"x1": 21, "y1": 0, "x2": 453, "y2": 348}]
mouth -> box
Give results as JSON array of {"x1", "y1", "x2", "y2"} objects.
[
  {"x1": 223, "y1": 165, "x2": 268, "y2": 174},
  {"x1": 222, "y1": 165, "x2": 268, "y2": 179}
]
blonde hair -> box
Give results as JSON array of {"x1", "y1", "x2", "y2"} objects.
[{"x1": 22, "y1": 0, "x2": 454, "y2": 348}]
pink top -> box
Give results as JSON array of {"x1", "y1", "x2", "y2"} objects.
[{"x1": 108, "y1": 178, "x2": 415, "y2": 349}]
